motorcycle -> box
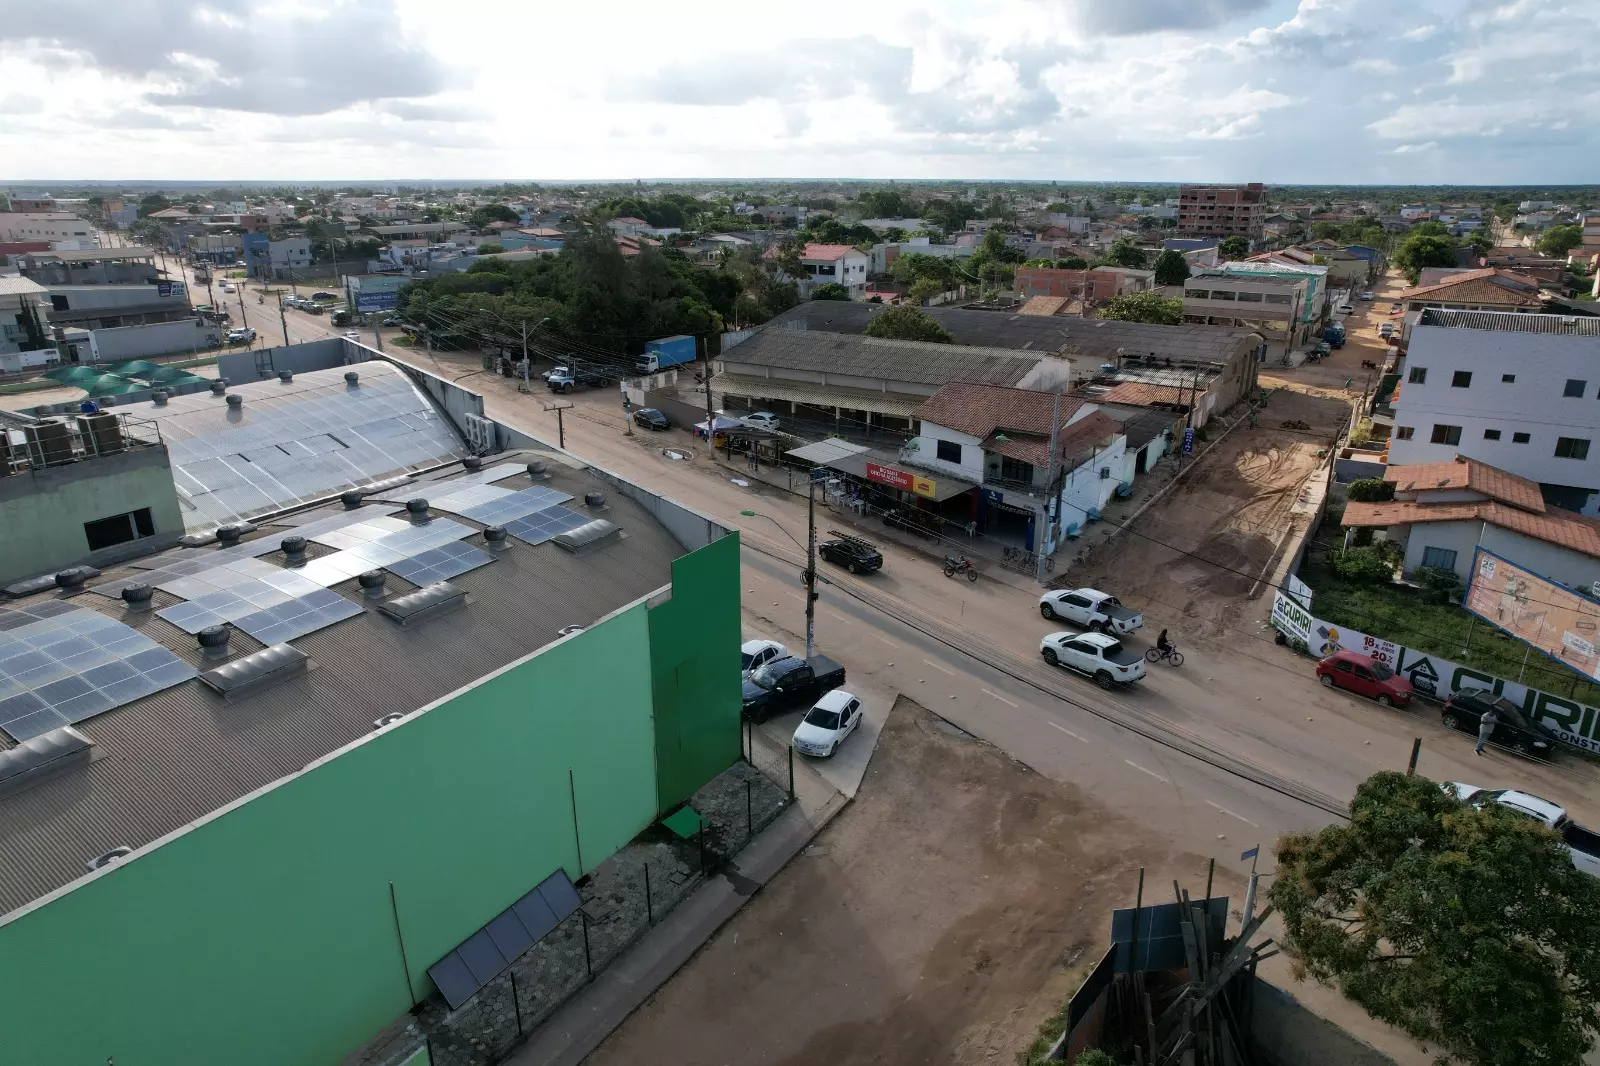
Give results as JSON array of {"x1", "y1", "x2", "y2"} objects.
[{"x1": 942, "y1": 555, "x2": 979, "y2": 582}]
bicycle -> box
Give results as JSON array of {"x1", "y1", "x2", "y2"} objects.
[{"x1": 1144, "y1": 645, "x2": 1184, "y2": 667}]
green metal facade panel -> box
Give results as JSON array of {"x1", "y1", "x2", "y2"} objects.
[
  {"x1": 649, "y1": 533, "x2": 743, "y2": 811},
  {"x1": 0, "y1": 604, "x2": 658, "y2": 1066}
]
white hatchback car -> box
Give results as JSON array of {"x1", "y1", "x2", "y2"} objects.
[
  {"x1": 741, "y1": 638, "x2": 789, "y2": 678},
  {"x1": 792, "y1": 689, "x2": 864, "y2": 758},
  {"x1": 740, "y1": 411, "x2": 781, "y2": 432}
]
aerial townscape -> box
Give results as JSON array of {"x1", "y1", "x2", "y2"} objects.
[{"x1": 5, "y1": 3, "x2": 1600, "y2": 1066}]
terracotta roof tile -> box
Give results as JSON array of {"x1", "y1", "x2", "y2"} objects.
[
  {"x1": 1397, "y1": 268, "x2": 1545, "y2": 306},
  {"x1": 914, "y1": 382, "x2": 1087, "y2": 440},
  {"x1": 1344, "y1": 500, "x2": 1600, "y2": 558},
  {"x1": 1019, "y1": 295, "x2": 1069, "y2": 316},
  {"x1": 1384, "y1": 454, "x2": 1546, "y2": 512},
  {"x1": 1092, "y1": 381, "x2": 1191, "y2": 408},
  {"x1": 981, "y1": 410, "x2": 1123, "y2": 469}
]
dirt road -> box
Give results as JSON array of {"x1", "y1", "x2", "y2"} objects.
[{"x1": 587, "y1": 697, "x2": 1220, "y2": 1066}]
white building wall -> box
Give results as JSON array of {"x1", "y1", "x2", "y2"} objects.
[
  {"x1": 903, "y1": 422, "x2": 987, "y2": 482},
  {"x1": 1389, "y1": 323, "x2": 1600, "y2": 510},
  {"x1": 1398, "y1": 521, "x2": 1485, "y2": 584},
  {"x1": 1056, "y1": 436, "x2": 1128, "y2": 532}
]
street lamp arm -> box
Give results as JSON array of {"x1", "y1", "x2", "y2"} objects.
[{"x1": 738, "y1": 510, "x2": 806, "y2": 554}]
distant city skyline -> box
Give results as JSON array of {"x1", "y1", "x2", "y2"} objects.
[{"x1": 1, "y1": 0, "x2": 1595, "y2": 184}]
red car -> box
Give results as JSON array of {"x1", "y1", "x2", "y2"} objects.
[{"x1": 1315, "y1": 649, "x2": 1414, "y2": 707}]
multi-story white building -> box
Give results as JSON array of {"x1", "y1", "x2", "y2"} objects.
[
  {"x1": 0, "y1": 213, "x2": 97, "y2": 246},
  {"x1": 268, "y1": 238, "x2": 311, "y2": 276},
  {"x1": 767, "y1": 242, "x2": 870, "y2": 299},
  {"x1": 1389, "y1": 310, "x2": 1600, "y2": 514}
]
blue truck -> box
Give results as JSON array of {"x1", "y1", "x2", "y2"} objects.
[
  {"x1": 1323, "y1": 323, "x2": 1346, "y2": 348},
  {"x1": 634, "y1": 335, "x2": 698, "y2": 374}
]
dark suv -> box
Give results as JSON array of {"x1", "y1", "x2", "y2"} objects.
[
  {"x1": 1442, "y1": 689, "x2": 1558, "y2": 757},
  {"x1": 817, "y1": 531, "x2": 883, "y2": 574}
]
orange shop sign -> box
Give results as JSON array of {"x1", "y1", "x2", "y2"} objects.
[{"x1": 864, "y1": 461, "x2": 937, "y2": 498}]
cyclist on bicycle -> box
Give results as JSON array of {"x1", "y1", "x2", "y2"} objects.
[{"x1": 1156, "y1": 629, "x2": 1173, "y2": 657}]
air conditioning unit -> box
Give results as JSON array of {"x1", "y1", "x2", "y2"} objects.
[{"x1": 463, "y1": 413, "x2": 496, "y2": 454}]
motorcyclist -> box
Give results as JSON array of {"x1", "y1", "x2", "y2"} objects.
[{"x1": 1156, "y1": 628, "x2": 1173, "y2": 656}]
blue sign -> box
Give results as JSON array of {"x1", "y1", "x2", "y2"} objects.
[
  {"x1": 1182, "y1": 427, "x2": 1195, "y2": 454},
  {"x1": 809, "y1": 467, "x2": 828, "y2": 483},
  {"x1": 981, "y1": 488, "x2": 1003, "y2": 506},
  {"x1": 353, "y1": 291, "x2": 398, "y2": 312}
]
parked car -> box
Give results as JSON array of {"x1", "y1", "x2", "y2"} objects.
[
  {"x1": 792, "y1": 690, "x2": 865, "y2": 758},
  {"x1": 740, "y1": 638, "x2": 789, "y2": 679},
  {"x1": 1389, "y1": 302, "x2": 1403, "y2": 314},
  {"x1": 226, "y1": 326, "x2": 256, "y2": 343},
  {"x1": 740, "y1": 411, "x2": 781, "y2": 432},
  {"x1": 220, "y1": 282, "x2": 235, "y2": 293},
  {"x1": 311, "y1": 291, "x2": 339, "y2": 301},
  {"x1": 742, "y1": 654, "x2": 846, "y2": 722},
  {"x1": 1378, "y1": 322, "x2": 1395, "y2": 336},
  {"x1": 1315, "y1": 649, "x2": 1413, "y2": 707},
  {"x1": 1442, "y1": 689, "x2": 1557, "y2": 757},
  {"x1": 633, "y1": 408, "x2": 670, "y2": 431},
  {"x1": 1336, "y1": 303, "x2": 1355, "y2": 315},
  {"x1": 1448, "y1": 782, "x2": 1600, "y2": 877},
  {"x1": 382, "y1": 316, "x2": 401, "y2": 326},
  {"x1": 343, "y1": 330, "x2": 361, "y2": 341},
  {"x1": 1358, "y1": 291, "x2": 1375, "y2": 301},
  {"x1": 1039, "y1": 631, "x2": 1145, "y2": 689},
  {"x1": 817, "y1": 532, "x2": 883, "y2": 574},
  {"x1": 1038, "y1": 588, "x2": 1144, "y2": 635}
]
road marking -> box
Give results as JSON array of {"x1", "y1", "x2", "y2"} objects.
[
  {"x1": 873, "y1": 634, "x2": 897, "y2": 647},
  {"x1": 921, "y1": 659, "x2": 956, "y2": 675},
  {"x1": 1124, "y1": 759, "x2": 1168, "y2": 783},
  {"x1": 1047, "y1": 721, "x2": 1088, "y2": 743},
  {"x1": 981, "y1": 688, "x2": 1019, "y2": 708},
  {"x1": 823, "y1": 609, "x2": 853, "y2": 626},
  {"x1": 1205, "y1": 800, "x2": 1259, "y2": 828}
]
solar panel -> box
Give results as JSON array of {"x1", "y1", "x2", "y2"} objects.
[
  {"x1": 231, "y1": 588, "x2": 364, "y2": 645},
  {"x1": 458, "y1": 485, "x2": 574, "y2": 526},
  {"x1": 301, "y1": 517, "x2": 480, "y2": 588},
  {"x1": 154, "y1": 564, "x2": 325, "y2": 634},
  {"x1": 385, "y1": 541, "x2": 494, "y2": 585},
  {"x1": 502, "y1": 506, "x2": 593, "y2": 546},
  {"x1": 428, "y1": 870, "x2": 582, "y2": 1009},
  {"x1": 0, "y1": 605, "x2": 196, "y2": 741}
]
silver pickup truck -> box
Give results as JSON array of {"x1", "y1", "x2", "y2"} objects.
[
  {"x1": 1038, "y1": 588, "x2": 1144, "y2": 635},
  {"x1": 1450, "y1": 782, "x2": 1600, "y2": 878}
]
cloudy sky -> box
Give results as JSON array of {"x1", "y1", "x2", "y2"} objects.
[{"x1": 1, "y1": 0, "x2": 1595, "y2": 183}]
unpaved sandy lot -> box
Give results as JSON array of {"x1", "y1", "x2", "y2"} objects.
[
  {"x1": 1061, "y1": 386, "x2": 1350, "y2": 640},
  {"x1": 586, "y1": 698, "x2": 1225, "y2": 1066}
]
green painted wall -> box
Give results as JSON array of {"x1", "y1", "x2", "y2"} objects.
[
  {"x1": 0, "y1": 604, "x2": 658, "y2": 1066},
  {"x1": 650, "y1": 533, "x2": 744, "y2": 811},
  {"x1": 0, "y1": 446, "x2": 184, "y2": 583}
]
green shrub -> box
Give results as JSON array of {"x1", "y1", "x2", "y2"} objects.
[
  {"x1": 1347, "y1": 478, "x2": 1395, "y2": 502},
  {"x1": 1329, "y1": 546, "x2": 1392, "y2": 584},
  {"x1": 1411, "y1": 565, "x2": 1462, "y2": 603},
  {"x1": 1073, "y1": 1053, "x2": 1116, "y2": 1066},
  {"x1": 1351, "y1": 527, "x2": 1374, "y2": 547}
]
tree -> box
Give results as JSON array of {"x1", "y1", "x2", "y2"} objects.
[
  {"x1": 476, "y1": 243, "x2": 505, "y2": 255},
  {"x1": 863, "y1": 305, "x2": 952, "y2": 343},
  {"x1": 1152, "y1": 249, "x2": 1191, "y2": 286},
  {"x1": 1273, "y1": 771, "x2": 1600, "y2": 1066},
  {"x1": 1539, "y1": 225, "x2": 1584, "y2": 259},
  {"x1": 1394, "y1": 234, "x2": 1461, "y2": 284},
  {"x1": 1096, "y1": 238, "x2": 1148, "y2": 270},
  {"x1": 1218, "y1": 236, "x2": 1249, "y2": 261},
  {"x1": 809, "y1": 282, "x2": 851, "y2": 301},
  {"x1": 907, "y1": 277, "x2": 944, "y2": 304},
  {"x1": 469, "y1": 204, "x2": 521, "y2": 230},
  {"x1": 1098, "y1": 290, "x2": 1183, "y2": 325},
  {"x1": 1056, "y1": 255, "x2": 1089, "y2": 269}
]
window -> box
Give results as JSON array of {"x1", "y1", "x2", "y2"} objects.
[
  {"x1": 50, "y1": 294, "x2": 68, "y2": 311},
  {"x1": 1502, "y1": 374, "x2": 1515, "y2": 383},
  {"x1": 83, "y1": 508, "x2": 154, "y2": 551},
  {"x1": 935, "y1": 439, "x2": 961, "y2": 464},
  {"x1": 1430, "y1": 424, "x2": 1462, "y2": 445},
  {"x1": 1408, "y1": 367, "x2": 1427, "y2": 384},
  {"x1": 1451, "y1": 371, "x2": 1472, "y2": 388},
  {"x1": 1395, "y1": 426, "x2": 1415, "y2": 440},
  {"x1": 1484, "y1": 429, "x2": 1501, "y2": 440},
  {"x1": 1555, "y1": 437, "x2": 1591, "y2": 460},
  {"x1": 1513, "y1": 432, "x2": 1530, "y2": 443},
  {"x1": 1421, "y1": 547, "x2": 1459, "y2": 571},
  {"x1": 1567, "y1": 379, "x2": 1588, "y2": 398}
]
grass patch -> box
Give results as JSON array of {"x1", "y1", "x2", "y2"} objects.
[
  {"x1": 1301, "y1": 530, "x2": 1600, "y2": 704},
  {"x1": 387, "y1": 334, "x2": 416, "y2": 347}
]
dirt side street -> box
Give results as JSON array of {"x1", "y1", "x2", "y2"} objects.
[{"x1": 587, "y1": 697, "x2": 1221, "y2": 1066}]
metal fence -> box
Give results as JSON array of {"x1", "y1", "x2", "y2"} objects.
[{"x1": 358, "y1": 755, "x2": 792, "y2": 1066}]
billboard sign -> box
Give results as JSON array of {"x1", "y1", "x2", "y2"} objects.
[
  {"x1": 346, "y1": 273, "x2": 407, "y2": 313},
  {"x1": 1463, "y1": 548, "x2": 1600, "y2": 682},
  {"x1": 864, "y1": 461, "x2": 936, "y2": 499}
]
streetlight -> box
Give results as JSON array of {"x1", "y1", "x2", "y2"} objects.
[
  {"x1": 477, "y1": 310, "x2": 550, "y2": 393},
  {"x1": 741, "y1": 466, "x2": 827, "y2": 657}
]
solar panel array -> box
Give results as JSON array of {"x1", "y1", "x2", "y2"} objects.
[
  {"x1": 457, "y1": 485, "x2": 574, "y2": 526},
  {"x1": 300, "y1": 516, "x2": 486, "y2": 587},
  {"x1": 0, "y1": 602, "x2": 196, "y2": 741},
  {"x1": 153, "y1": 362, "x2": 467, "y2": 532},
  {"x1": 384, "y1": 541, "x2": 494, "y2": 585},
  {"x1": 502, "y1": 506, "x2": 594, "y2": 546},
  {"x1": 155, "y1": 559, "x2": 327, "y2": 633},
  {"x1": 428, "y1": 870, "x2": 583, "y2": 1010},
  {"x1": 232, "y1": 588, "x2": 364, "y2": 646}
]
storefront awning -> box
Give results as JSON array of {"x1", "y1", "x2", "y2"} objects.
[{"x1": 821, "y1": 452, "x2": 976, "y2": 503}]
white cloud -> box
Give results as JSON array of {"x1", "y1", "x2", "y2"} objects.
[{"x1": 1392, "y1": 141, "x2": 1438, "y2": 154}]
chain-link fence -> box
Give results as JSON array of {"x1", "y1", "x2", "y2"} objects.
[{"x1": 356, "y1": 754, "x2": 792, "y2": 1066}]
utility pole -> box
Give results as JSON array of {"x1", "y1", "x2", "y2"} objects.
[
  {"x1": 278, "y1": 296, "x2": 289, "y2": 346},
  {"x1": 519, "y1": 318, "x2": 529, "y2": 393},
  {"x1": 1036, "y1": 390, "x2": 1063, "y2": 585},
  {"x1": 700, "y1": 337, "x2": 717, "y2": 447},
  {"x1": 805, "y1": 468, "x2": 820, "y2": 658},
  {"x1": 544, "y1": 401, "x2": 572, "y2": 449}
]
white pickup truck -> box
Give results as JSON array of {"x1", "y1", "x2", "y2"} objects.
[
  {"x1": 1450, "y1": 782, "x2": 1600, "y2": 878},
  {"x1": 1040, "y1": 630, "x2": 1146, "y2": 689},
  {"x1": 1038, "y1": 588, "x2": 1144, "y2": 635}
]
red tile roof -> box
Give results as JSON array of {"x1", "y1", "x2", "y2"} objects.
[
  {"x1": 914, "y1": 382, "x2": 1088, "y2": 441},
  {"x1": 799, "y1": 243, "x2": 859, "y2": 261},
  {"x1": 1019, "y1": 295, "x2": 1069, "y2": 316},
  {"x1": 1385, "y1": 454, "x2": 1546, "y2": 513},
  {"x1": 1344, "y1": 499, "x2": 1600, "y2": 558},
  {"x1": 1397, "y1": 268, "x2": 1545, "y2": 306},
  {"x1": 984, "y1": 410, "x2": 1123, "y2": 469},
  {"x1": 1092, "y1": 381, "x2": 1192, "y2": 408}
]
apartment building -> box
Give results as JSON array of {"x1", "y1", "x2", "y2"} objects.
[
  {"x1": 0, "y1": 213, "x2": 97, "y2": 247},
  {"x1": 1389, "y1": 310, "x2": 1600, "y2": 514},
  {"x1": 1014, "y1": 266, "x2": 1153, "y2": 302},
  {"x1": 1180, "y1": 272, "x2": 1307, "y2": 354},
  {"x1": 1175, "y1": 183, "x2": 1266, "y2": 241}
]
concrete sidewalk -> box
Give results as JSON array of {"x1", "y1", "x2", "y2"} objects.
[{"x1": 504, "y1": 737, "x2": 846, "y2": 1066}]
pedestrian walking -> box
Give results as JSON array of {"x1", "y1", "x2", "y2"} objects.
[
  {"x1": 746, "y1": 450, "x2": 758, "y2": 473},
  {"x1": 1476, "y1": 706, "x2": 1499, "y2": 755}
]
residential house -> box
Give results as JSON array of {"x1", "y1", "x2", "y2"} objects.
[
  {"x1": 268, "y1": 238, "x2": 312, "y2": 278},
  {"x1": 606, "y1": 217, "x2": 651, "y2": 239},
  {"x1": 1480, "y1": 252, "x2": 1567, "y2": 284},
  {"x1": 1342, "y1": 455, "x2": 1600, "y2": 590},
  {"x1": 1389, "y1": 310, "x2": 1600, "y2": 515},
  {"x1": 1014, "y1": 266, "x2": 1154, "y2": 304},
  {"x1": 870, "y1": 239, "x2": 976, "y2": 275},
  {"x1": 764, "y1": 242, "x2": 870, "y2": 299},
  {"x1": 1395, "y1": 268, "x2": 1549, "y2": 342}
]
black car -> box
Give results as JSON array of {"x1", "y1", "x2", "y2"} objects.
[
  {"x1": 741, "y1": 654, "x2": 846, "y2": 722},
  {"x1": 633, "y1": 408, "x2": 670, "y2": 430},
  {"x1": 1442, "y1": 689, "x2": 1558, "y2": 757},
  {"x1": 817, "y1": 531, "x2": 883, "y2": 574}
]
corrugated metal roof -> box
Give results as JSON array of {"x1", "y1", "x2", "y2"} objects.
[
  {"x1": 716, "y1": 374, "x2": 931, "y2": 419},
  {"x1": 0, "y1": 459, "x2": 685, "y2": 916},
  {"x1": 720, "y1": 329, "x2": 1038, "y2": 388},
  {"x1": 1417, "y1": 309, "x2": 1600, "y2": 336},
  {"x1": 763, "y1": 302, "x2": 1261, "y2": 362}
]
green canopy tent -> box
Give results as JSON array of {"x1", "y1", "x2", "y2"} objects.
[
  {"x1": 147, "y1": 366, "x2": 202, "y2": 384},
  {"x1": 106, "y1": 360, "x2": 163, "y2": 380},
  {"x1": 44, "y1": 366, "x2": 105, "y2": 385},
  {"x1": 81, "y1": 374, "x2": 140, "y2": 397}
]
